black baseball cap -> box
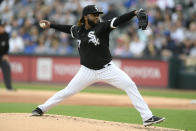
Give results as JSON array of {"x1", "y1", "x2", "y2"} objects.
[{"x1": 82, "y1": 5, "x2": 103, "y2": 16}]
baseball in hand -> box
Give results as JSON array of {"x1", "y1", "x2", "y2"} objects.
[{"x1": 40, "y1": 23, "x2": 46, "y2": 28}]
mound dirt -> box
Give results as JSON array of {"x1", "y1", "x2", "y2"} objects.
[{"x1": 0, "y1": 113, "x2": 183, "y2": 131}]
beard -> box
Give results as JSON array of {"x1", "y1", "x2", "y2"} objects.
[{"x1": 88, "y1": 19, "x2": 100, "y2": 27}]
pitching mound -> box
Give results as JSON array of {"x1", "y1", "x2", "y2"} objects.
[{"x1": 0, "y1": 113, "x2": 182, "y2": 131}]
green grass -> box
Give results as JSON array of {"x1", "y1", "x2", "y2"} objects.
[
  {"x1": 0, "y1": 103, "x2": 195, "y2": 131},
  {"x1": 1, "y1": 82, "x2": 196, "y2": 99}
]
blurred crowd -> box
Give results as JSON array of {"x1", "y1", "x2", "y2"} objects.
[{"x1": 1, "y1": 0, "x2": 196, "y2": 61}]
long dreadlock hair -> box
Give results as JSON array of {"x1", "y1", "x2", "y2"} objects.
[{"x1": 77, "y1": 16, "x2": 85, "y2": 26}]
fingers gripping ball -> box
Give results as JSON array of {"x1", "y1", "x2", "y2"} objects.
[
  {"x1": 136, "y1": 9, "x2": 148, "y2": 30},
  {"x1": 40, "y1": 23, "x2": 46, "y2": 28}
]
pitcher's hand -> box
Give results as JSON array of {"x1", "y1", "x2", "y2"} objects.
[{"x1": 39, "y1": 20, "x2": 50, "y2": 29}]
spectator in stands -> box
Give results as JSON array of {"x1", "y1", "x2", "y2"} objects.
[
  {"x1": 161, "y1": 31, "x2": 176, "y2": 57},
  {"x1": 64, "y1": 11, "x2": 77, "y2": 25},
  {"x1": 152, "y1": 7, "x2": 164, "y2": 26},
  {"x1": 35, "y1": 36, "x2": 48, "y2": 54},
  {"x1": 177, "y1": 38, "x2": 193, "y2": 60},
  {"x1": 63, "y1": 0, "x2": 80, "y2": 13},
  {"x1": 58, "y1": 33, "x2": 73, "y2": 55},
  {"x1": 129, "y1": 34, "x2": 146, "y2": 57},
  {"x1": 186, "y1": 22, "x2": 196, "y2": 42},
  {"x1": 23, "y1": 38, "x2": 37, "y2": 54},
  {"x1": 170, "y1": 21, "x2": 185, "y2": 44},
  {"x1": 154, "y1": 32, "x2": 165, "y2": 52},
  {"x1": 156, "y1": 0, "x2": 175, "y2": 11},
  {"x1": 30, "y1": 26, "x2": 39, "y2": 45},
  {"x1": 9, "y1": 31, "x2": 24, "y2": 53},
  {"x1": 47, "y1": 38, "x2": 59, "y2": 55},
  {"x1": 102, "y1": 4, "x2": 118, "y2": 21},
  {"x1": 190, "y1": 41, "x2": 196, "y2": 57},
  {"x1": 0, "y1": 0, "x2": 15, "y2": 22},
  {"x1": 113, "y1": 34, "x2": 131, "y2": 57},
  {"x1": 144, "y1": 35, "x2": 159, "y2": 57}
]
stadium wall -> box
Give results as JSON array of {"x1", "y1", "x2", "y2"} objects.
[{"x1": 0, "y1": 55, "x2": 169, "y2": 88}]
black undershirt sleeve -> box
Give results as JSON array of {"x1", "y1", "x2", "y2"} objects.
[
  {"x1": 50, "y1": 24, "x2": 72, "y2": 34},
  {"x1": 113, "y1": 10, "x2": 136, "y2": 27}
]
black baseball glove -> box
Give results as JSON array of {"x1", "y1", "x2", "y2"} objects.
[{"x1": 136, "y1": 9, "x2": 148, "y2": 30}]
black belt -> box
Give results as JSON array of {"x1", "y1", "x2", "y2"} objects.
[
  {"x1": 92, "y1": 63, "x2": 111, "y2": 70},
  {"x1": 103, "y1": 63, "x2": 111, "y2": 68},
  {"x1": 84, "y1": 63, "x2": 111, "y2": 70}
]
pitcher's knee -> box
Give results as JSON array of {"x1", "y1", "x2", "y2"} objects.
[{"x1": 118, "y1": 81, "x2": 136, "y2": 91}]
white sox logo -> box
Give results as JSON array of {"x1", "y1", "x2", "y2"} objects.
[
  {"x1": 88, "y1": 31, "x2": 100, "y2": 46},
  {"x1": 94, "y1": 6, "x2": 99, "y2": 11}
]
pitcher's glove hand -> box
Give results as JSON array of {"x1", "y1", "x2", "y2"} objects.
[{"x1": 136, "y1": 9, "x2": 148, "y2": 30}]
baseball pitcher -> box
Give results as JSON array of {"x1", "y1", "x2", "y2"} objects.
[{"x1": 32, "y1": 5, "x2": 165, "y2": 126}]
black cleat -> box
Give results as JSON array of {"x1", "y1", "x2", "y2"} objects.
[
  {"x1": 32, "y1": 107, "x2": 43, "y2": 116},
  {"x1": 143, "y1": 116, "x2": 165, "y2": 126}
]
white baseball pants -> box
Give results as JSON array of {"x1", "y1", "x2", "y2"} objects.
[{"x1": 38, "y1": 61, "x2": 153, "y2": 121}]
